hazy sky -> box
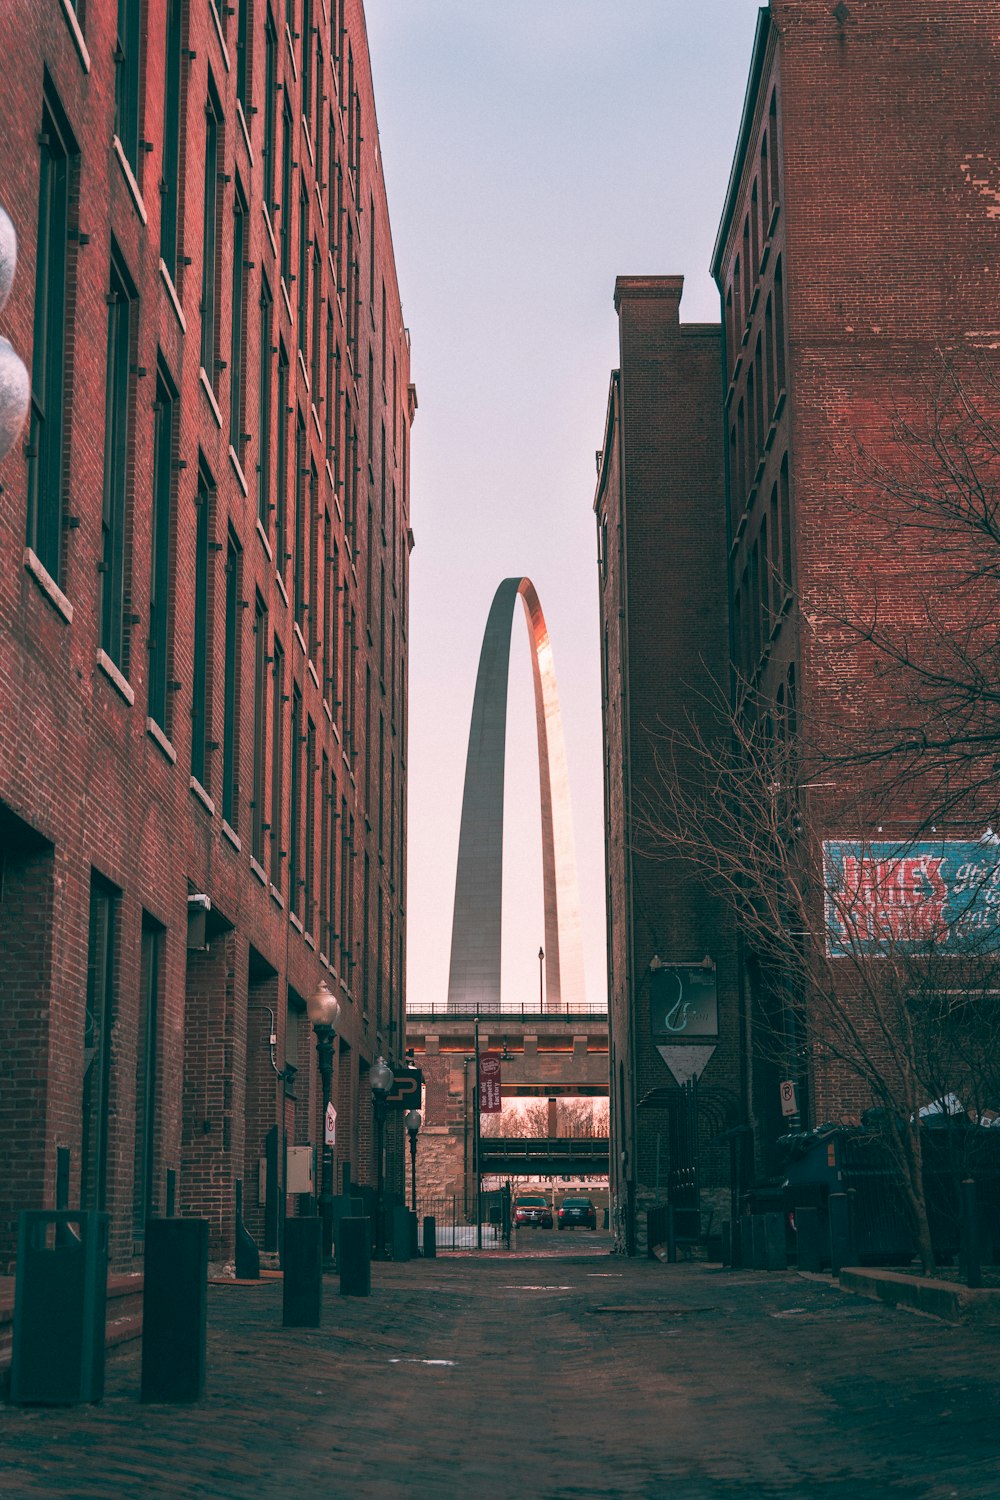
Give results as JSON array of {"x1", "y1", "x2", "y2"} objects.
[{"x1": 363, "y1": 1, "x2": 763, "y2": 1011}]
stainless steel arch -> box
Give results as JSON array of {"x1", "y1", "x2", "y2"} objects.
[{"x1": 446, "y1": 577, "x2": 586, "y2": 1013}]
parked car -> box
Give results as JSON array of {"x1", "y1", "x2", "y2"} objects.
[
  {"x1": 513, "y1": 1194, "x2": 553, "y2": 1229},
  {"x1": 558, "y1": 1196, "x2": 597, "y2": 1231}
]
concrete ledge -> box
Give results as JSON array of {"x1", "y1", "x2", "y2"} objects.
[{"x1": 839, "y1": 1268, "x2": 1000, "y2": 1327}]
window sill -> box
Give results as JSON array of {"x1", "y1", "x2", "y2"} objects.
[
  {"x1": 293, "y1": 621, "x2": 308, "y2": 657},
  {"x1": 146, "y1": 717, "x2": 177, "y2": 764},
  {"x1": 289, "y1": 911, "x2": 304, "y2": 935},
  {"x1": 256, "y1": 516, "x2": 273, "y2": 561},
  {"x1": 262, "y1": 204, "x2": 278, "y2": 261},
  {"x1": 307, "y1": 659, "x2": 320, "y2": 692},
  {"x1": 229, "y1": 444, "x2": 249, "y2": 496},
  {"x1": 297, "y1": 349, "x2": 310, "y2": 391},
  {"x1": 250, "y1": 855, "x2": 268, "y2": 886},
  {"x1": 112, "y1": 136, "x2": 148, "y2": 225},
  {"x1": 58, "y1": 0, "x2": 90, "y2": 71},
  {"x1": 190, "y1": 776, "x2": 215, "y2": 815},
  {"x1": 283, "y1": 21, "x2": 298, "y2": 79},
  {"x1": 96, "y1": 648, "x2": 135, "y2": 705},
  {"x1": 235, "y1": 100, "x2": 254, "y2": 164},
  {"x1": 303, "y1": 929, "x2": 316, "y2": 951},
  {"x1": 280, "y1": 279, "x2": 294, "y2": 326},
  {"x1": 208, "y1": 0, "x2": 231, "y2": 70},
  {"x1": 311, "y1": 403, "x2": 323, "y2": 444},
  {"x1": 275, "y1": 571, "x2": 289, "y2": 607},
  {"x1": 270, "y1": 882, "x2": 284, "y2": 908},
  {"x1": 23, "y1": 548, "x2": 73, "y2": 623},
  {"x1": 159, "y1": 260, "x2": 186, "y2": 333},
  {"x1": 222, "y1": 819, "x2": 242, "y2": 852},
  {"x1": 199, "y1": 367, "x2": 223, "y2": 428}
]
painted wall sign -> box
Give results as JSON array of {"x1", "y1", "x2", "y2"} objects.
[
  {"x1": 650, "y1": 964, "x2": 718, "y2": 1039},
  {"x1": 823, "y1": 841, "x2": 1000, "y2": 956}
]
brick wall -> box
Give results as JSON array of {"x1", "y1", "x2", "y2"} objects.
[{"x1": 0, "y1": 0, "x2": 411, "y2": 1268}]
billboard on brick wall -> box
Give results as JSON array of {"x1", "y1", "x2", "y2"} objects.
[{"x1": 823, "y1": 841, "x2": 1000, "y2": 957}]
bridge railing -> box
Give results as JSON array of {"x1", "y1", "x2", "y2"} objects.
[{"x1": 406, "y1": 1004, "x2": 608, "y2": 1020}]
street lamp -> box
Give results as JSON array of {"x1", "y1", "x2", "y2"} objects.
[
  {"x1": 538, "y1": 946, "x2": 545, "y2": 1011},
  {"x1": 370, "y1": 1055, "x2": 394, "y2": 1259},
  {"x1": 306, "y1": 980, "x2": 341, "y2": 1270},
  {"x1": 404, "y1": 1109, "x2": 422, "y2": 1216}
]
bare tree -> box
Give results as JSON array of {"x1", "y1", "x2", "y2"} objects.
[{"x1": 634, "y1": 358, "x2": 1000, "y2": 1273}]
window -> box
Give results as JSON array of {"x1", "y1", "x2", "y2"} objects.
[
  {"x1": 134, "y1": 917, "x2": 162, "y2": 1236},
  {"x1": 236, "y1": 0, "x2": 251, "y2": 113},
  {"x1": 321, "y1": 748, "x2": 331, "y2": 951},
  {"x1": 191, "y1": 466, "x2": 213, "y2": 787},
  {"x1": 82, "y1": 875, "x2": 116, "y2": 1213},
  {"x1": 270, "y1": 636, "x2": 285, "y2": 886},
  {"x1": 293, "y1": 412, "x2": 306, "y2": 631},
  {"x1": 200, "y1": 84, "x2": 223, "y2": 382},
  {"x1": 325, "y1": 310, "x2": 337, "y2": 463},
  {"x1": 365, "y1": 502, "x2": 372, "y2": 628},
  {"x1": 27, "y1": 96, "x2": 75, "y2": 583},
  {"x1": 301, "y1": 0, "x2": 313, "y2": 120},
  {"x1": 345, "y1": 218, "x2": 355, "y2": 360},
  {"x1": 297, "y1": 182, "x2": 309, "y2": 362},
  {"x1": 257, "y1": 276, "x2": 273, "y2": 532},
  {"x1": 252, "y1": 593, "x2": 268, "y2": 864},
  {"x1": 305, "y1": 715, "x2": 315, "y2": 932},
  {"x1": 760, "y1": 133, "x2": 771, "y2": 233},
  {"x1": 262, "y1": 12, "x2": 277, "y2": 214},
  {"x1": 100, "y1": 250, "x2": 137, "y2": 670},
  {"x1": 364, "y1": 665, "x2": 371, "y2": 806},
  {"x1": 768, "y1": 91, "x2": 780, "y2": 210},
  {"x1": 148, "y1": 362, "x2": 177, "y2": 729},
  {"x1": 327, "y1": 539, "x2": 340, "y2": 712},
  {"x1": 311, "y1": 240, "x2": 322, "y2": 397},
  {"x1": 160, "y1": 0, "x2": 184, "y2": 279},
  {"x1": 114, "y1": 0, "x2": 143, "y2": 173},
  {"x1": 289, "y1": 685, "x2": 302, "y2": 917},
  {"x1": 774, "y1": 256, "x2": 787, "y2": 392},
  {"x1": 222, "y1": 528, "x2": 241, "y2": 827},
  {"x1": 280, "y1": 89, "x2": 293, "y2": 284},
  {"x1": 275, "y1": 343, "x2": 289, "y2": 575},
  {"x1": 780, "y1": 454, "x2": 792, "y2": 591},
  {"x1": 764, "y1": 295, "x2": 775, "y2": 422},
  {"x1": 379, "y1": 561, "x2": 385, "y2": 680},
  {"x1": 339, "y1": 797, "x2": 350, "y2": 966},
  {"x1": 230, "y1": 179, "x2": 248, "y2": 455},
  {"x1": 368, "y1": 193, "x2": 375, "y2": 311}
]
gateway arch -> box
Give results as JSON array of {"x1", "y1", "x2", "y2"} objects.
[{"x1": 447, "y1": 577, "x2": 586, "y2": 1014}]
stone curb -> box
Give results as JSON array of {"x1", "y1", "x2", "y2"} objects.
[{"x1": 839, "y1": 1267, "x2": 1000, "y2": 1326}]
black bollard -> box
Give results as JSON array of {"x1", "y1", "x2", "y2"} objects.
[
  {"x1": 721, "y1": 1221, "x2": 731, "y2": 1267},
  {"x1": 422, "y1": 1216, "x2": 437, "y2": 1259},
  {"x1": 409, "y1": 1210, "x2": 420, "y2": 1258},
  {"x1": 339, "y1": 1216, "x2": 372, "y2": 1296},
  {"x1": 283, "y1": 1218, "x2": 323, "y2": 1327},
  {"x1": 795, "y1": 1206, "x2": 823, "y2": 1273},
  {"x1": 234, "y1": 1179, "x2": 260, "y2": 1279},
  {"x1": 730, "y1": 1218, "x2": 743, "y2": 1269},
  {"x1": 391, "y1": 1205, "x2": 412, "y2": 1262},
  {"x1": 828, "y1": 1192, "x2": 854, "y2": 1276},
  {"x1": 141, "y1": 1218, "x2": 208, "y2": 1402}
]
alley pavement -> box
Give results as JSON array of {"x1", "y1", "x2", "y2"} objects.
[{"x1": 2, "y1": 1231, "x2": 999, "y2": 1500}]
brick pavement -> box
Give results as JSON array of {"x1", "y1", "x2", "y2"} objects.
[{"x1": 1, "y1": 1236, "x2": 999, "y2": 1500}]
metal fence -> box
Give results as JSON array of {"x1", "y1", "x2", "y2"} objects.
[{"x1": 414, "y1": 1194, "x2": 508, "y2": 1250}]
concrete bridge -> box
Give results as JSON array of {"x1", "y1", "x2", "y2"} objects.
[{"x1": 406, "y1": 1008, "x2": 610, "y2": 1208}]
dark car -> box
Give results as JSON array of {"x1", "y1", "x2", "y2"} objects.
[
  {"x1": 513, "y1": 1194, "x2": 553, "y2": 1229},
  {"x1": 557, "y1": 1196, "x2": 597, "y2": 1231}
]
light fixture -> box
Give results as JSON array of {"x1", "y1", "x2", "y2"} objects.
[{"x1": 308, "y1": 980, "x2": 341, "y2": 1269}]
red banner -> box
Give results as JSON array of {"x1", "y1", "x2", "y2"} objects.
[{"x1": 478, "y1": 1052, "x2": 502, "y2": 1114}]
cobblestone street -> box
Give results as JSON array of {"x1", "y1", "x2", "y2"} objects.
[{"x1": 2, "y1": 1240, "x2": 999, "y2": 1500}]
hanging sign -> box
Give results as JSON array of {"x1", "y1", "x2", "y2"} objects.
[
  {"x1": 650, "y1": 963, "x2": 718, "y2": 1039},
  {"x1": 479, "y1": 1053, "x2": 502, "y2": 1114},
  {"x1": 324, "y1": 1102, "x2": 337, "y2": 1146},
  {"x1": 779, "y1": 1080, "x2": 798, "y2": 1118}
]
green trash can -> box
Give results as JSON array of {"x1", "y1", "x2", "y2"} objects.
[{"x1": 11, "y1": 1210, "x2": 109, "y2": 1404}]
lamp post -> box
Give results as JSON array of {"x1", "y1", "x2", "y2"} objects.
[
  {"x1": 306, "y1": 980, "x2": 341, "y2": 1270},
  {"x1": 538, "y1": 946, "x2": 544, "y2": 1011},
  {"x1": 404, "y1": 1109, "x2": 422, "y2": 1216},
  {"x1": 370, "y1": 1055, "x2": 393, "y2": 1260},
  {"x1": 473, "y1": 1014, "x2": 482, "y2": 1251}
]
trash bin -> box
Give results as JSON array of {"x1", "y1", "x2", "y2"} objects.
[{"x1": 11, "y1": 1210, "x2": 109, "y2": 1405}]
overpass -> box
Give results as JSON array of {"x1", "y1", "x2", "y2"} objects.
[{"x1": 406, "y1": 1008, "x2": 610, "y2": 1204}]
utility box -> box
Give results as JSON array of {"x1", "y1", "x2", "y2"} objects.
[
  {"x1": 11, "y1": 1211, "x2": 109, "y2": 1405},
  {"x1": 286, "y1": 1146, "x2": 315, "y2": 1194}
]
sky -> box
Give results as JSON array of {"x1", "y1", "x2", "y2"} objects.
[{"x1": 363, "y1": 1, "x2": 764, "y2": 1012}]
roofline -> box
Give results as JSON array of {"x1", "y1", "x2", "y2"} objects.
[
  {"x1": 710, "y1": 6, "x2": 773, "y2": 280},
  {"x1": 594, "y1": 370, "x2": 620, "y2": 514}
]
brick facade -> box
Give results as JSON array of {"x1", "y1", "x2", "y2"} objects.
[
  {"x1": 0, "y1": 0, "x2": 412, "y2": 1268},
  {"x1": 594, "y1": 279, "x2": 737, "y2": 1254}
]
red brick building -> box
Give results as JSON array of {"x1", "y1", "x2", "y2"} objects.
[
  {"x1": 598, "y1": 3, "x2": 1000, "y2": 1245},
  {"x1": 594, "y1": 278, "x2": 737, "y2": 1254},
  {"x1": 711, "y1": 0, "x2": 1000, "y2": 1172},
  {"x1": 0, "y1": 0, "x2": 413, "y2": 1268}
]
